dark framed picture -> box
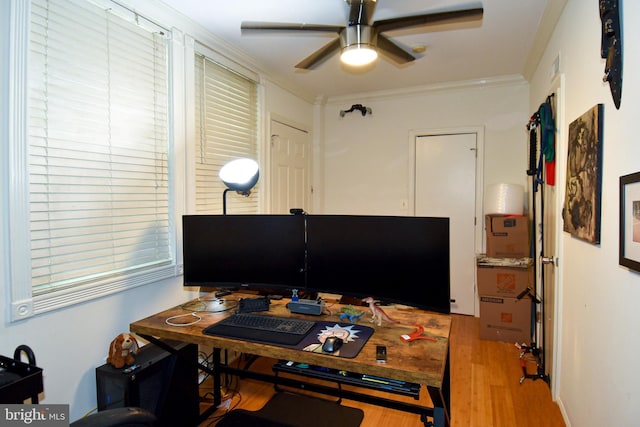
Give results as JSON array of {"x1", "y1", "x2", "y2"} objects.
[
  {"x1": 620, "y1": 172, "x2": 640, "y2": 273},
  {"x1": 562, "y1": 104, "x2": 604, "y2": 244}
]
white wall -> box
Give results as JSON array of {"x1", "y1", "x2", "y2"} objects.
[
  {"x1": 264, "y1": 81, "x2": 314, "y2": 127},
  {"x1": 0, "y1": 278, "x2": 192, "y2": 419},
  {"x1": 529, "y1": 1, "x2": 640, "y2": 426},
  {"x1": 318, "y1": 80, "x2": 530, "y2": 219}
]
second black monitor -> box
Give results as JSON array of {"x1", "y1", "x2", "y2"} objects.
[{"x1": 305, "y1": 215, "x2": 450, "y2": 314}]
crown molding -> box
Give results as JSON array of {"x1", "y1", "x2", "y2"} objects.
[{"x1": 326, "y1": 74, "x2": 528, "y2": 104}]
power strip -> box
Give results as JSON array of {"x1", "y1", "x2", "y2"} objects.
[{"x1": 286, "y1": 299, "x2": 324, "y2": 316}]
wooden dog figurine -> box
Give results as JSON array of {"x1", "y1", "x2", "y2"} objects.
[{"x1": 106, "y1": 333, "x2": 139, "y2": 369}]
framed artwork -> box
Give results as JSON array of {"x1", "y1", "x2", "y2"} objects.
[
  {"x1": 562, "y1": 104, "x2": 603, "y2": 244},
  {"x1": 620, "y1": 172, "x2": 640, "y2": 273}
]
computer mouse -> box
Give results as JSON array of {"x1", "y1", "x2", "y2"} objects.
[{"x1": 322, "y1": 336, "x2": 344, "y2": 353}]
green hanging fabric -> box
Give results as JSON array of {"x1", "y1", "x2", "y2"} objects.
[{"x1": 538, "y1": 100, "x2": 556, "y2": 186}]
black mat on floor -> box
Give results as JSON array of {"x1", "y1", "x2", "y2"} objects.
[{"x1": 217, "y1": 392, "x2": 364, "y2": 427}]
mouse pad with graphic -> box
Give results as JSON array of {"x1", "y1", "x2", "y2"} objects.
[{"x1": 294, "y1": 321, "x2": 374, "y2": 358}]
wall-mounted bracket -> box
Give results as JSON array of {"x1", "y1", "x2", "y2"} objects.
[{"x1": 339, "y1": 104, "x2": 372, "y2": 117}]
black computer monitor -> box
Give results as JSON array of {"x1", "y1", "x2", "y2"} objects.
[
  {"x1": 305, "y1": 215, "x2": 450, "y2": 313},
  {"x1": 182, "y1": 214, "x2": 306, "y2": 291}
]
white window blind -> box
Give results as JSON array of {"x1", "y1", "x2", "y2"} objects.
[
  {"x1": 25, "y1": 0, "x2": 173, "y2": 308},
  {"x1": 194, "y1": 54, "x2": 259, "y2": 214}
]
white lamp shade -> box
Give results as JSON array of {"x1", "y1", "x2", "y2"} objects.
[{"x1": 219, "y1": 158, "x2": 259, "y2": 192}]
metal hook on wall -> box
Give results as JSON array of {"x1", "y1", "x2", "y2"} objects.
[{"x1": 339, "y1": 104, "x2": 372, "y2": 117}]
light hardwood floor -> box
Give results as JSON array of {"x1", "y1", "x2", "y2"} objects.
[{"x1": 198, "y1": 314, "x2": 566, "y2": 427}]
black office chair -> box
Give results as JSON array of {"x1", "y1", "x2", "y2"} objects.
[{"x1": 69, "y1": 407, "x2": 157, "y2": 427}]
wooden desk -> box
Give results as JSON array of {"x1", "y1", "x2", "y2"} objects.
[{"x1": 130, "y1": 294, "x2": 451, "y2": 427}]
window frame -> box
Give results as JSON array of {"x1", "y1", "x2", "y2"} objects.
[{"x1": 7, "y1": 0, "x2": 179, "y2": 321}]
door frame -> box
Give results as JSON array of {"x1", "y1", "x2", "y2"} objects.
[
  {"x1": 408, "y1": 126, "x2": 485, "y2": 316},
  {"x1": 546, "y1": 73, "x2": 565, "y2": 400}
]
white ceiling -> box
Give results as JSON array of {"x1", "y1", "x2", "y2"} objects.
[{"x1": 159, "y1": 0, "x2": 562, "y2": 98}]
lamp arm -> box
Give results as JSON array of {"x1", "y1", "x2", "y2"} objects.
[{"x1": 222, "y1": 188, "x2": 232, "y2": 215}]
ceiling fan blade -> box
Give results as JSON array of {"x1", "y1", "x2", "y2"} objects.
[
  {"x1": 347, "y1": 0, "x2": 377, "y2": 26},
  {"x1": 241, "y1": 21, "x2": 344, "y2": 33},
  {"x1": 377, "y1": 34, "x2": 416, "y2": 64},
  {"x1": 295, "y1": 38, "x2": 341, "y2": 69},
  {"x1": 373, "y1": 7, "x2": 484, "y2": 33}
]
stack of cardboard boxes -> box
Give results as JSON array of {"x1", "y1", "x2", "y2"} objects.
[{"x1": 477, "y1": 215, "x2": 533, "y2": 343}]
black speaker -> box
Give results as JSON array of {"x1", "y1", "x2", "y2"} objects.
[{"x1": 96, "y1": 340, "x2": 199, "y2": 427}]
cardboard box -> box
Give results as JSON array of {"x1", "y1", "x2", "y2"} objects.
[
  {"x1": 479, "y1": 296, "x2": 531, "y2": 343},
  {"x1": 485, "y1": 215, "x2": 530, "y2": 258},
  {"x1": 477, "y1": 264, "x2": 533, "y2": 298}
]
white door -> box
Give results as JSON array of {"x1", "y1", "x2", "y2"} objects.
[
  {"x1": 270, "y1": 120, "x2": 311, "y2": 214},
  {"x1": 415, "y1": 133, "x2": 477, "y2": 315}
]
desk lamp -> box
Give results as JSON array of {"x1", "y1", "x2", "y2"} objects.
[{"x1": 219, "y1": 158, "x2": 259, "y2": 215}]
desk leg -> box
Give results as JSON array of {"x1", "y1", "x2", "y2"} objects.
[
  {"x1": 426, "y1": 388, "x2": 447, "y2": 427},
  {"x1": 427, "y1": 349, "x2": 451, "y2": 427},
  {"x1": 212, "y1": 348, "x2": 222, "y2": 408}
]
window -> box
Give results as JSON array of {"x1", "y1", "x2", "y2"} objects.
[
  {"x1": 8, "y1": 0, "x2": 174, "y2": 320},
  {"x1": 194, "y1": 54, "x2": 259, "y2": 214}
]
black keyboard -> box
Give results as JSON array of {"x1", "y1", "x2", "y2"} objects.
[{"x1": 203, "y1": 313, "x2": 317, "y2": 346}]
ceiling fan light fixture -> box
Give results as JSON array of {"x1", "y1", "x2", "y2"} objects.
[
  {"x1": 340, "y1": 44, "x2": 378, "y2": 66},
  {"x1": 340, "y1": 25, "x2": 378, "y2": 66},
  {"x1": 241, "y1": 4, "x2": 483, "y2": 70}
]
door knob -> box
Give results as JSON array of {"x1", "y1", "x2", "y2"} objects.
[{"x1": 541, "y1": 256, "x2": 556, "y2": 266}]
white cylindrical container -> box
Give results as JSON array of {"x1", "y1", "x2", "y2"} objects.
[{"x1": 485, "y1": 183, "x2": 524, "y2": 215}]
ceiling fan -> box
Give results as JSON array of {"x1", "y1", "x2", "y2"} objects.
[{"x1": 241, "y1": 0, "x2": 484, "y2": 69}]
